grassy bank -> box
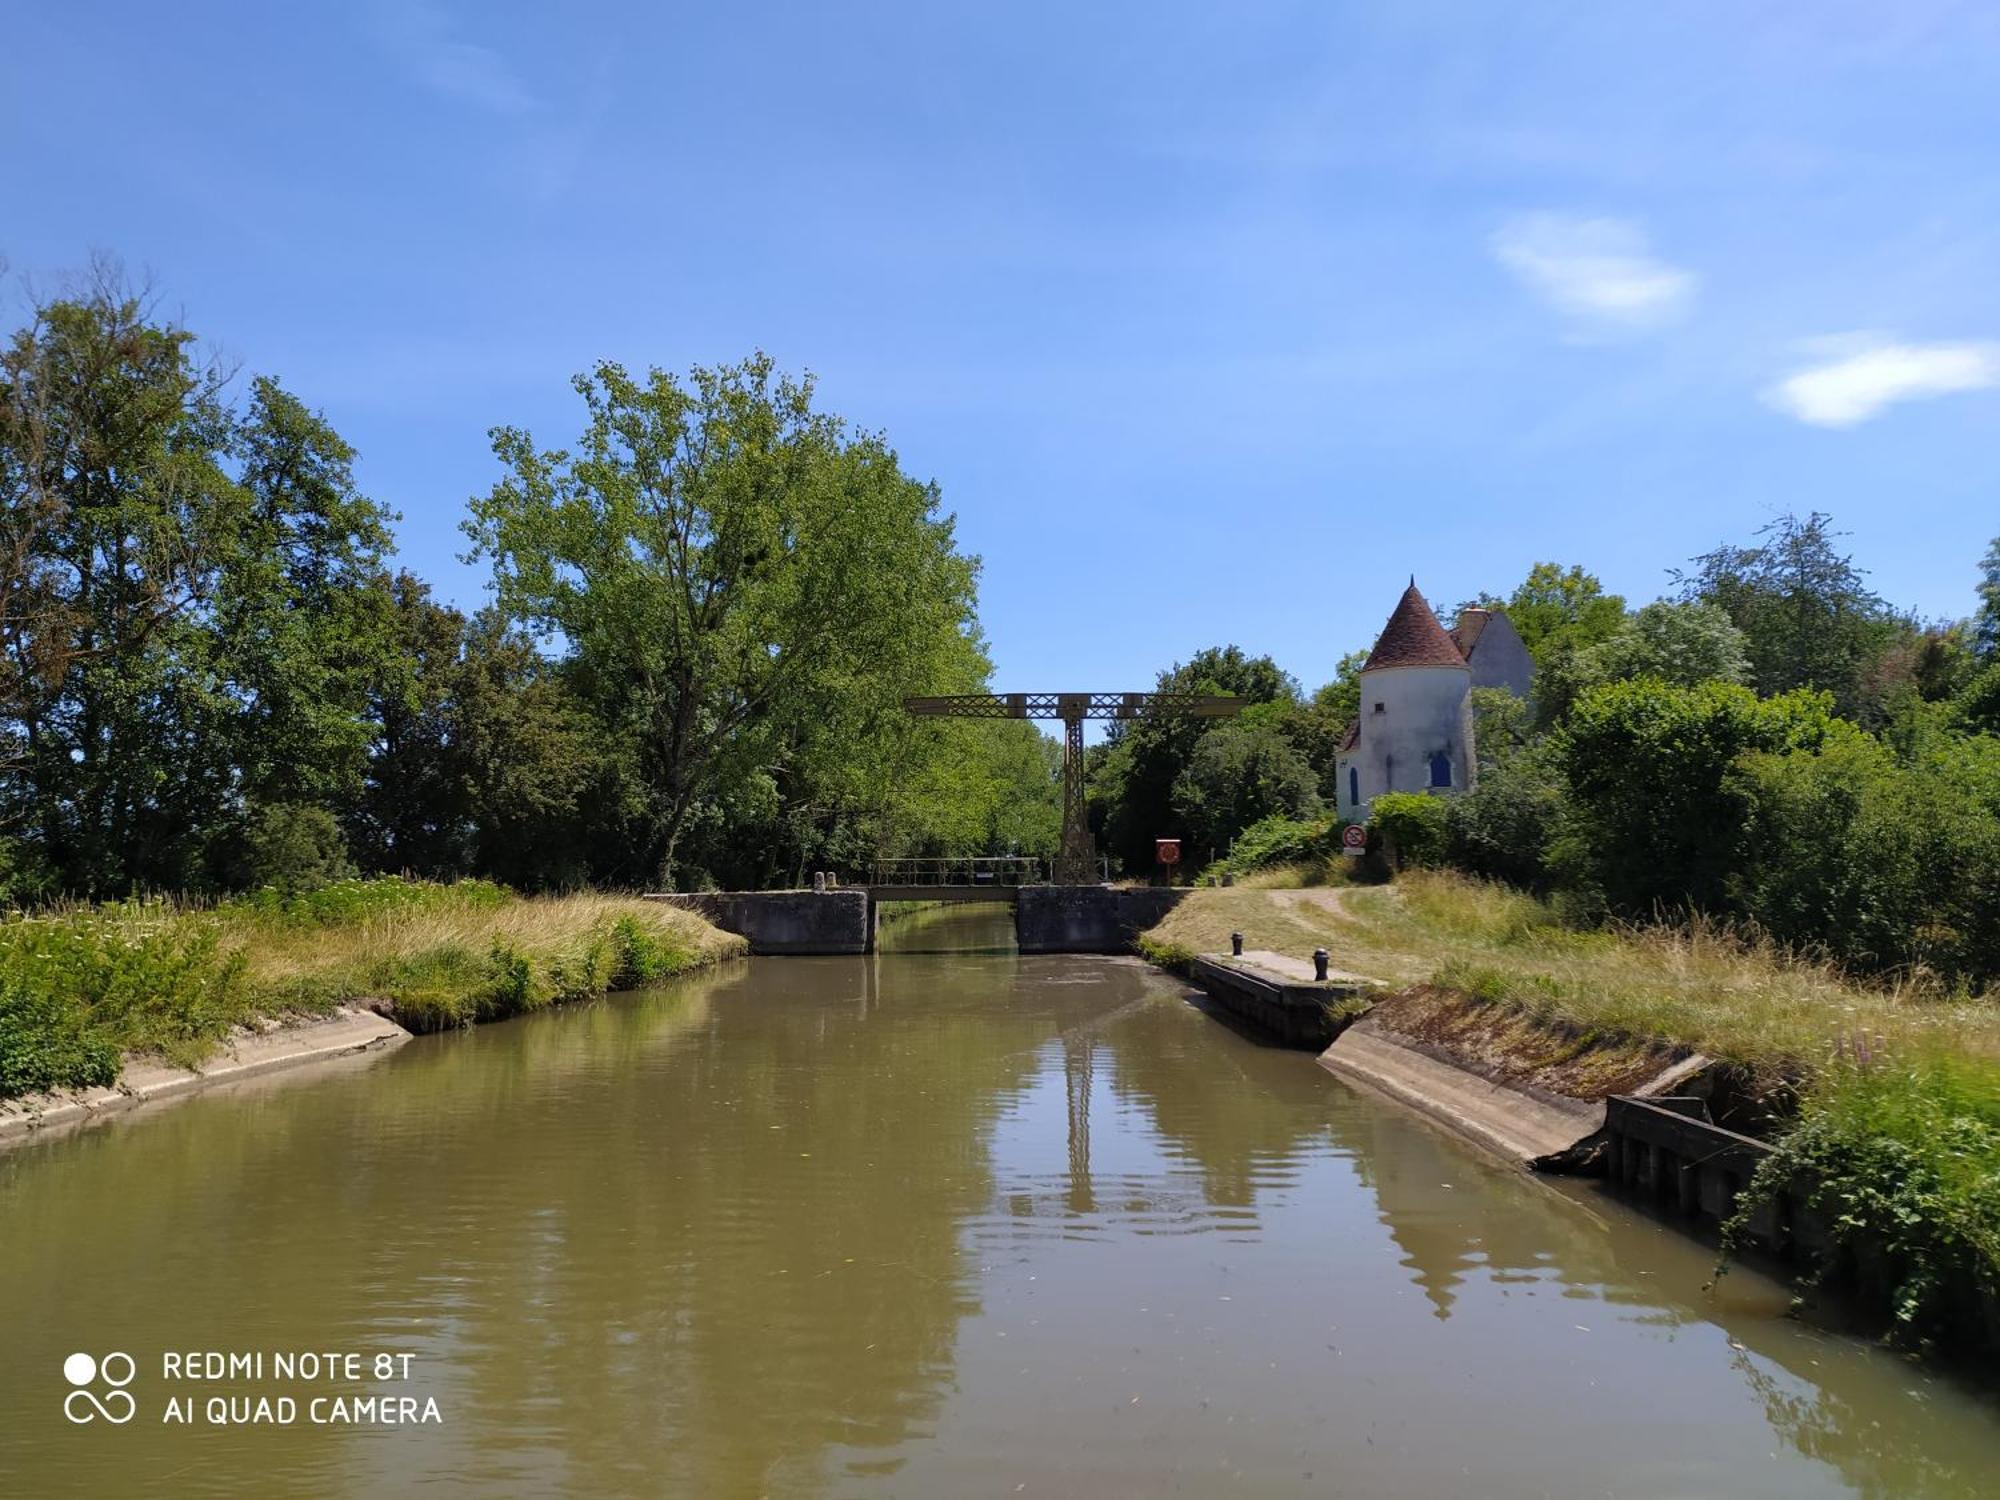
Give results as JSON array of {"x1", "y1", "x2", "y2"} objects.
[
  {"x1": 0, "y1": 879, "x2": 744, "y2": 1099},
  {"x1": 1143, "y1": 873, "x2": 2000, "y2": 1343}
]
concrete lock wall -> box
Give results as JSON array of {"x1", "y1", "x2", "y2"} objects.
[
  {"x1": 1015, "y1": 887, "x2": 1183, "y2": 954},
  {"x1": 654, "y1": 886, "x2": 1183, "y2": 956},
  {"x1": 650, "y1": 891, "x2": 871, "y2": 955}
]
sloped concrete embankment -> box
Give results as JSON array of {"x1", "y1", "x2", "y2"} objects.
[{"x1": 0, "y1": 1007, "x2": 410, "y2": 1148}]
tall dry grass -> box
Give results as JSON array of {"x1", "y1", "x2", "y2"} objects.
[
  {"x1": 1145, "y1": 870, "x2": 2000, "y2": 1072},
  {"x1": 0, "y1": 880, "x2": 745, "y2": 1096}
]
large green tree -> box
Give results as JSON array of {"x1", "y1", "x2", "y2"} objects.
[
  {"x1": 217, "y1": 377, "x2": 396, "y2": 820},
  {"x1": 1675, "y1": 512, "x2": 1895, "y2": 717},
  {"x1": 0, "y1": 277, "x2": 241, "y2": 893},
  {"x1": 465, "y1": 355, "x2": 983, "y2": 886},
  {"x1": 2, "y1": 277, "x2": 403, "y2": 896}
]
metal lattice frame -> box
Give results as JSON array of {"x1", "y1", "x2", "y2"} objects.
[{"x1": 903, "y1": 692, "x2": 1245, "y2": 885}]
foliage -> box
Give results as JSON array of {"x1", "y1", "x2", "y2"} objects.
[
  {"x1": 464, "y1": 354, "x2": 990, "y2": 887},
  {"x1": 1730, "y1": 1049, "x2": 2000, "y2": 1341},
  {"x1": 0, "y1": 271, "x2": 396, "y2": 898},
  {"x1": 1674, "y1": 511, "x2": 1896, "y2": 718},
  {"x1": 0, "y1": 978, "x2": 120, "y2": 1095},
  {"x1": 1202, "y1": 813, "x2": 1343, "y2": 884},
  {"x1": 1956, "y1": 659, "x2": 2000, "y2": 738},
  {"x1": 1466, "y1": 562, "x2": 1627, "y2": 666},
  {"x1": 1467, "y1": 686, "x2": 1532, "y2": 771},
  {"x1": 1170, "y1": 721, "x2": 1322, "y2": 862},
  {"x1": 1977, "y1": 534, "x2": 2000, "y2": 659},
  {"x1": 1442, "y1": 745, "x2": 1564, "y2": 889},
  {"x1": 1551, "y1": 678, "x2": 1836, "y2": 918},
  {"x1": 0, "y1": 902, "x2": 250, "y2": 1077},
  {"x1": 1581, "y1": 599, "x2": 1750, "y2": 688},
  {"x1": 1731, "y1": 729, "x2": 2000, "y2": 986},
  {"x1": 238, "y1": 803, "x2": 355, "y2": 896},
  {"x1": 1368, "y1": 792, "x2": 1449, "y2": 869},
  {"x1": 0, "y1": 272, "x2": 241, "y2": 893},
  {"x1": 1090, "y1": 646, "x2": 1302, "y2": 873}
]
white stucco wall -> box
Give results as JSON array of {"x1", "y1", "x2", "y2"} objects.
[{"x1": 1334, "y1": 663, "x2": 1474, "y2": 821}]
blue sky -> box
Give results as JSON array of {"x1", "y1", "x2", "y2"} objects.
[{"x1": 4, "y1": 2, "x2": 1996, "y2": 699}]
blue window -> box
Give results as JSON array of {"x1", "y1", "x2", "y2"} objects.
[
  {"x1": 1429, "y1": 753, "x2": 1451, "y2": 788},
  {"x1": 1348, "y1": 766, "x2": 1359, "y2": 805}
]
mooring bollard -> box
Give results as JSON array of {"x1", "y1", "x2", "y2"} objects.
[
  {"x1": 812, "y1": 870, "x2": 827, "y2": 893},
  {"x1": 1230, "y1": 931, "x2": 1244, "y2": 956},
  {"x1": 1313, "y1": 947, "x2": 1329, "y2": 982}
]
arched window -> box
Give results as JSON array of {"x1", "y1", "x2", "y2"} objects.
[
  {"x1": 1348, "y1": 765, "x2": 1359, "y2": 806},
  {"x1": 1429, "y1": 752, "x2": 1452, "y2": 788}
]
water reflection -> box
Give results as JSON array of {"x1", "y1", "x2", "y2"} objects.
[{"x1": 1, "y1": 948, "x2": 1995, "y2": 1498}]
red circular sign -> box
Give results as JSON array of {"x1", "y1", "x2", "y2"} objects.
[
  {"x1": 1341, "y1": 824, "x2": 1367, "y2": 849},
  {"x1": 1155, "y1": 838, "x2": 1182, "y2": 865}
]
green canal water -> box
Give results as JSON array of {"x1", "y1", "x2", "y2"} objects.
[{"x1": 3, "y1": 902, "x2": 1997, "y2": 1497}]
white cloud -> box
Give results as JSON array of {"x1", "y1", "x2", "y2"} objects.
[
  {"x1": 1491, "y1": 214, "x2": 1696, "y2": 337},
  {"x1": 1764, "y1": 335, "x2": 2000, "y2": 426},
  {"x1": 368, "y1": 1, "x2": 537, "y2": 115},
  {"x1": 417, "y1": 41, "x2": 537, "y2": 115}
]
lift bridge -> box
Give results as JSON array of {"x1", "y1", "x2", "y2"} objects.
[{"x1": 902, "y1": 692, "x2": 1244, "y2": 886}]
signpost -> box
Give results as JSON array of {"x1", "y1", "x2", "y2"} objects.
[
  {"x1": 1155, "y1": 837, "x2": 1181, "y2": 885},
  {"x1": 1341, "y1": 824, "x2": 1367, "y2": 857}
]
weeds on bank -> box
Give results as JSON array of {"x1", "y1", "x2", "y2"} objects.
[
  {"x1": 0, "y1": 880, "x2": 742, "y2": 1099},
  {"x1": 1729, "y1": 1046, "x2": 2000, "y2": 1341},
  {"x1": 1153, "y1": 870, "x2": 1999, "y2": 1075}
]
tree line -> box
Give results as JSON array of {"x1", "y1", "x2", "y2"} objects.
[
  {"x1": 1087, "y1": 518, "x2": 2000, "y2": 988},
  {"x1": 0, "y1": 268, "x2": 1058, "y2": 900}
]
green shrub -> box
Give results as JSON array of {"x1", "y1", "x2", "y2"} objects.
[
  {"x1": 0, "y1": 904, "x2": 249, "y2": 1070},
  {"x1": 1443, "y1": 749, "x2": 1565, "y2": 889},
  {"x1": 1552, "y1": 678, "x2": 1836, "y2": 917},
  {"x1": 239, "y1": 803, "x2": 354, "y2": 896},
  {"x1": 1731, "y1": 1049, "x2": 2000, "y2": 1342},
  {"x1": 1731, "y1": 730, "x2": 2000, "y2": 987},
  {"x1": 1205, "y1": 814, "x2": 1341, "y2": 883},
  {"x1": 1369, "y1": 793, "x2": 1449, "y2": 869},
  {"x1": 0, "y1": 981, "x2": 119, "y2": 1095},
  {"x1": 610, "y1": 915, "x2": 681, "y2": 986}
]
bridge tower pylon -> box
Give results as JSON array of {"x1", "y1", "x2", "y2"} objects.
[{"x1": 902, "y1": 692, "x2": 1244, "y2": 885}]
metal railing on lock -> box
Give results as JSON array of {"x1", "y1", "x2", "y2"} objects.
[{"x1": 865, "y1": 857, "x2": 1046, "y2": 888}]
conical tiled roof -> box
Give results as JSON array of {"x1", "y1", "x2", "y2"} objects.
[{"x1": 1362, "y1": 582, "x2": 1469, "y2": 672}]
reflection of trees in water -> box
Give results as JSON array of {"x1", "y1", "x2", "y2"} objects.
[
  {"x1": 1320, "y1": 1084, "x2": 2000, "y2": 1499},
  {"x1": 8, "y1": 958, "x2": 2000, "y2": 1499},
  {"x1": 435, "y1": 955, "x2": 1059, "y2": 1495},
  {"x1": 0, "y1": 957, "x2": 1058, "y2": 1496},
  {"x1": 1729, "y1": 1347, "x2": 1993, "y2": 1500}
]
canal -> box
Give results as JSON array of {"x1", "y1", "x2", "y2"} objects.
[{"x1": 3, "y1": 902, "x2": 1996, "y2": 1496}]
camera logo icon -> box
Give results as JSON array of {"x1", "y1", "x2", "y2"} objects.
[{"x1": 63, "y1": 1352, "x2": 136, "y2": 1425}]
